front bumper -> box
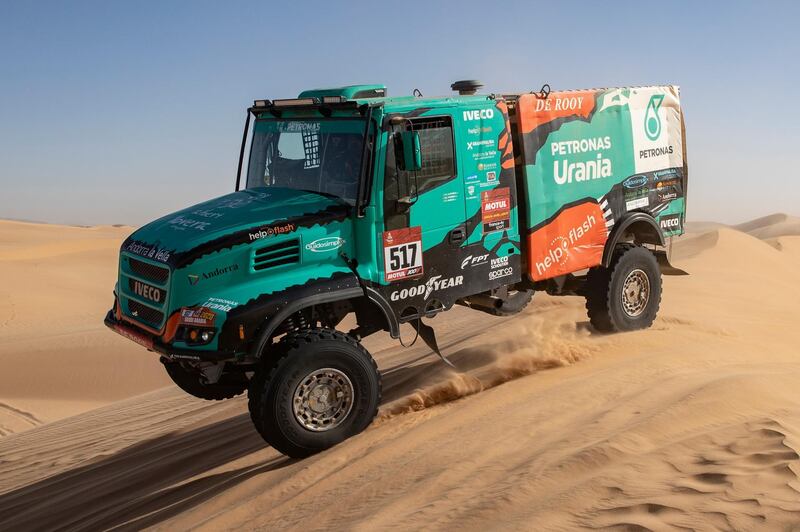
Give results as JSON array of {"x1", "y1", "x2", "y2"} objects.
[{"x1": 104, "y1": 310, "x2": 237, "y2": 362}]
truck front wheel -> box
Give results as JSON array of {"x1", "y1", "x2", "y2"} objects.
[
  {"x1": 248, "y1": 329, "x2": 381, "y2": 458},
  {"x1": 585, "y1": 245, "x2": 662, "y2": 332}
]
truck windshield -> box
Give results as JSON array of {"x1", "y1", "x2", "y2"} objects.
[{"x1": 246, "y1": 118, "x2": 366, "y2": 204}]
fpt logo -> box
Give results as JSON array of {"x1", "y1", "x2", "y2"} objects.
[{"x1": 644, "y1": 94, "x2": 665, "y2": 141}]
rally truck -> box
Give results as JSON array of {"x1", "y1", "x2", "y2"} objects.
[{"x1": 105, "y1": 81, "x2": 687, "y2": 457}]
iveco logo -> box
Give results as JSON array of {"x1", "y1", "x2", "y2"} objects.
[
  {"x1": 463, "y1": 109, "x2": 494, "y2": 121},
  {"x1": 133, "y1": 280, "x2": 162, "y2": 303},
  {"x1": 305, "y1": 237, "x2": 345, "y2": 253},
  {"x1": 623, "y1": 175, "x2": 649, "y2": 189}
]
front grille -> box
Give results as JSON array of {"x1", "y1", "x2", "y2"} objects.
[
  {"x1": 128, "y1": 257, "x2": 169, "y2": 284},
  {"x1": 127, "y1": 300, "x2": 164, "y2": 326},
  {"x1": 253, "y1": 239, "x2": 300, "y2": 271},
  {"x1": 120, "y1": 252, "x2": 171, "y2": 329}
]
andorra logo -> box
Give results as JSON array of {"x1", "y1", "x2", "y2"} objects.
[
  {"x1": 644, "y1": 94, "x2": 665, "y2": 141},
  {"x1": 188, "y1": 274, "x2": 200, "y2": 286}
]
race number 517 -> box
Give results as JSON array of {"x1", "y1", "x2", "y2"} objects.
[{"x1": 383, "y1": 226, "x2": 423, "y2": 282}]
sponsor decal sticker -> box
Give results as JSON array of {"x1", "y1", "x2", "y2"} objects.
[
  {"x1": 639, "y1": 146, "x2": 674, "y2": 159},
  {"x1": 125, "y1": 242, "x2": 171, "y2": 263},
  {"x1": 490, "y1": 256, "x2": 509, "y2": 269},
  {"x1": 659, "y1": 213, "x2": 682, "y2": 232},
  {"x1": 552, "y1": 136, "x2": 613, "y2": 185},
  {"x1": 623, "y1": 175, "x2": 649, "y2": 189},
  {"x1": 114, "y1": 324, "x2": 153, "y2": 349},
  {"x1": 203, "y1": 297, "x2": 238, "y2": 312},
  {"x1": 248, "y1": 223, "x2": 296, "y2": 241},
  {"x1": 626, "y1": 197, "x2": 649, "y2": 210},
  {"x1": 467, "y1": 139, "x2": 495, "y2": 151},
  {"x1": 383, "y1": 227, "x2": 424, "y2": 282},
  {"x1": 305, "y1": 236, "x2": 345, "y2": 253},
  {"x1": 528, "y1": 202, "x2": 607, "y2": 281},
  {"x1": 442, "y1": 191, "x2": 459, "y2": 203},
  {"x1": 489, "y1": 267, "x2": 513, "y2": 280},
  {"x1": 168, "y1": 215, "x2": 211, "y2": 231},
  {"x1": 192, "y1": 209, "x2": 224, "y2": 219},
  {"x1": 179, "y1": 307, "x2": 216, "y2": 327},
  {"x1": 481, "y1": 187, "x2": 511, "y2": 233},
  {"x1": 463, "y1": 109, "x2": 495, "y2": 121},
  {"x1": 461, "y1": 254, "x2": 489, "y2": 269},
  {"x1": 390, "y1": 275, "x2": 464, "y2": 301},
  {"x1": 644, "y1": 94, "x2": 665, "y2": 140},
  {"x1": 187, "y1": 264, "x2": 239, "y2": 285}
]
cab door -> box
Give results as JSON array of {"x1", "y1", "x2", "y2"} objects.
[{"x1": 379, "y1": 112, "x2": 471, "y2": 316}]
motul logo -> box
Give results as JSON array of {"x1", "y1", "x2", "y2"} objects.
[
  {"x1": 463, "y1": 109, "x2": 494, "y2": 121},
  {"x1": 484, "y1": 199, "x2": 508, "y2": 210}
]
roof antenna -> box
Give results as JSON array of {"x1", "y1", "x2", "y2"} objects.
[{"x1": 413, "y1": 88, "x2": 423, "y2": 97}]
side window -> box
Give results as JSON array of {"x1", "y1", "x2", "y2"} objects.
[
  {"x1": 384, "y1": 116, "x2": 456, "y2": 229},
  {"x1": 407, "y1": 117, "x2": 456, "y2": 195}
]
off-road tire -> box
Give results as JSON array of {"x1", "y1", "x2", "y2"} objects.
[
  {"x1": 585, "y1": 245, "x2": 662, "y2": 332},
  {"x1": 248, "y1": 328, "x2": 381, "y2": 458},
  {"x1": 488, "y1": 290, "x2": 534, "y2": 316},
  {"x1": 163, "y1": 361, "x2": 247, "y2": 400}
]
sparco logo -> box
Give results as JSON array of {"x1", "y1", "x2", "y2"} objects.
[
  {"x1": 489, "y1": 267, "x2": 513, "y2": 280},
  {"x1": 305, "y1": 237, "x2": 345, "y2": 253},
  {"x1": 390, "y1": 275, "x2": 464, "y2": 301},
  {"x1": 133, "y1": 280, "x2": 162, "y2": 303},
  {"x1": 463, "y1": 109, "x2": 494, "y2": 121},
  {"x1": 659, "y1": 214, "x2": 681, "y2": 231}
]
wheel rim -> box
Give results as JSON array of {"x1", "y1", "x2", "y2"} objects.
[
  {"x1": 621, "y1": 269, "x2": 650, "y2": 317},
  {"x1": 292, "y1": 368, "x2": 354, "y2": 432}
]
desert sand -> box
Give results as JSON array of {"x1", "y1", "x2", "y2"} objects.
[{"x1": 1, "y1": 215, "x2": 800, "y2": 530}]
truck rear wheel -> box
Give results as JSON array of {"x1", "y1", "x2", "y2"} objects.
[
  {"x1": 248, "y1": 328, "x2": 381, "y2": 458},
  {"x1": 162, "y1": 361, "x2": 247, "y2": 400},
  {"x1": 585, "y1": 246, "x2": 662, "y2": 332},
  {"x1": 490, "y1": 289, "x2": 533, "y2": 316}
]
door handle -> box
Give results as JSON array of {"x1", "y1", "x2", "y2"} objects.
[{"x1": 449, "y1": 225, "x2": 466, "y2": 244}]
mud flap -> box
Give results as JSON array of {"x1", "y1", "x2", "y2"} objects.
[
  {"x1": 654, "y1": 250, "x2": 689, "y2": 276},
  {"x1": 412, "y1": 319, "x2": 456, "y2": 368}
]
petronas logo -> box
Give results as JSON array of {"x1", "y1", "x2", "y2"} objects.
[{"x1": 644, "y1": 94, "x2": 665, "y2": 141}]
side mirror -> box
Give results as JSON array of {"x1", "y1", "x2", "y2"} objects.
[{"x1": 400, "y1": 131, "x2": 422, "y2": 171}]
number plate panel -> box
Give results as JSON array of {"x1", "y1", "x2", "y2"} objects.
[{"x1": 383, "y1": 226, "x2": 424, "y2": 282}]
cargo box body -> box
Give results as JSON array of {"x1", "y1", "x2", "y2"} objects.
[{"x1": 511, "y1": 86, "x2": 686, "y2": 281}]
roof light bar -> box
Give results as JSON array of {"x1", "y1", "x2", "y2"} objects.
[
  {"x1": 253, "y1": 99, "x2": 270, "y2": 108},
  {"x1": 321, "y1": 96, "x2": 346, "y2": 104},
  {"x1": 271, "y1": 97, "x2": 319, "y2": 107}
]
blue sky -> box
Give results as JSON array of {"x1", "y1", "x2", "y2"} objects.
[{"x1": 0, "y1": 0, "x2": 797, "y2": 225}]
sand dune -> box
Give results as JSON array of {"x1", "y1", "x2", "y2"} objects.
[
  {"x1": 1, "y1": 215, "x2": 800, "y2": 530},
  {"x1": 0, "y1": 220, "x2": 171, "y2": 434}
]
